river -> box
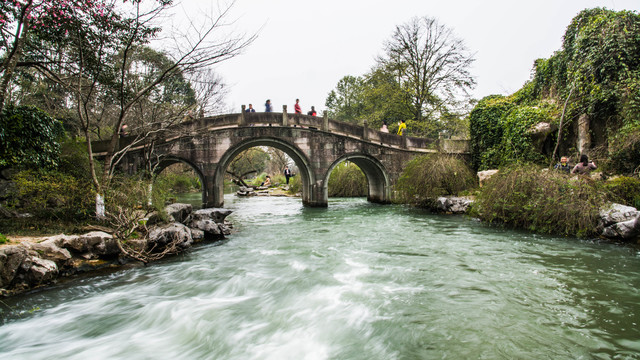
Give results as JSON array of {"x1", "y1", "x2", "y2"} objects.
[{"x1": 1, "y1": 195, "x2": 639, "y2": 359}]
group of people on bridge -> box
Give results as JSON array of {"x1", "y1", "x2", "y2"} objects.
[
  {"x1": 379, "y1": 120, "x2": 407, "y2": 136},
  {"x1": 244, "y1": 99, "x2": 317, "y2": 116},
  {"x1": 243, "y1": 99, "x2": 410, "y2": 136}
]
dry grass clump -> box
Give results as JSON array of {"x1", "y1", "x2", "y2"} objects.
[
  {"x1": 472, "y1": 165, "x2": 609, "y2": 237},
  {"x1": 395, "y1": 154, "x2": 476, "y2": 206}
]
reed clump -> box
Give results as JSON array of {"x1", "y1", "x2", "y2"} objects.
[
  {"x1": 472, "y1": 165, "x2": 609, "y2": 237},
  {"x1": 395, "y1": 154, "x2": 476, "y2": 206}
]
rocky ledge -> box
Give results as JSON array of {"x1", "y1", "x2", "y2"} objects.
[{"x1": 0, "y1": 204, "x2": 232, "y2": 297}]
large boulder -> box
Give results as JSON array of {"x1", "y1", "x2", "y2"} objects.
[
  {"x1": 529, "y1": 122, "x2": 557, "y2": 152},
  {"x1": 0, "y1": 245, "x2": 28, "y2": 288},
  {"x1": 477, "y1": 170, "x2": 499, "y2": 187},
  {"x1": 236, "y1": 187, "x2": 256, "y2": 197},
  {"x1": 191, "y1": 208, "x2": 233, "y2": 224},
  {"x1": 602, "y1": 214, "x2": 640, "y2": 241},
  {"x1": 436, "y1": 197, "x2": 473, "y2": 214},
  {"x1": 165, "y1": 203, "x2": 193, "y2": 224},
  {"x1": 21, "y1": 256, "x2": 58, "y2": 285},
  {"x1": 188, "y1": 208, "x2": 232, "y2": 240},
  {"x1": 58, "y1": 231, "x2": 119, "y2": 259},
  {"x1": 148, "y1": 223, "x2": 193, "y2": 250},
  {"x1": 24, "y1": 239, "x2": 72, "y2": 267},
  {"x1": 189, "y1": 219, "x2": 224, "y2": 237},
  {"x1": 598, "y1": 203, "x2": 639, "y2": 229}
]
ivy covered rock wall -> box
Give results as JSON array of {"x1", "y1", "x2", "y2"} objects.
[{"x1": 470, "y1": 8, "x2": 640, "y2": 173}]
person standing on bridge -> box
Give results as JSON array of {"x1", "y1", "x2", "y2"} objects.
[
  {"x1": 397, "y1": 120, "x2": 407, "y2": 136},
  {"x1": 380, "y1": 120, "x2": 389, "y2": 133},
  {"x1": 294, "y1": 99, "x2": 302, "y2": 114},
  {"x1": 307, "y1": 106, "x2": 317, "y2": 116},
  {"x1": 246, "y1": 104, "x2": 255, "y2": 112},
  {"x1": 265, "y1": 99, "x2": 273, "y2": 112}
]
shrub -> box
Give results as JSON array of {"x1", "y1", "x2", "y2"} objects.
[
  {"x1": 0, "y1": 105, "x2": 64, "y2": 170},
  {"x1": 0, "y1": 233, "x2": 7, "y2": 244},
  {"x1": 472, "y1": 165, "x2": 609, "y2": 237},
  {"x1": 8, "y1": 169, "x2": 94, "y2": 220},
  {"x1": 395, "y1": 154, "x2": 476, "y2": 206},
  {"x1": 328, "y1": 162, "x2": 367, "y2": 197},
  {"x1": 604, "y1": 176, "x2": 640, "y2": 208},
  {"x1": 161, "y1": 173, "x2": 199, "y2": 193},
  {"x1": 287, "y1": 175, "x2": 301, "y2": 195},
  {"x1": 58, "y1": 138, "x2": 93, "y2": 181},
  {"x1": 609, "y1": 131, "x2": 640, "y2": 175}
]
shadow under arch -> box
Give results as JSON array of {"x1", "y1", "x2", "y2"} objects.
[
  {"x1": 151, "y1": 156, "x2": 207, "y2": 205},
  {"x1": 213, "y1": 137, "x2": 317, "y2": 207},
  {"x1": 323, "y1": 153, "x2": 391, "y2": 204}
]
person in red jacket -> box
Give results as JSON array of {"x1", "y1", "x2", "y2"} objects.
[
  {"x1": 294, "y1": 99, "x2": 302, "y2": 114},
  {"x1": 307, "y1": 106, "x2": 317, "y2": 116}
]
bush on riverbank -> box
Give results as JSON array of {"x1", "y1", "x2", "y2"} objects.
[
  {"x1": 471, "y1": 165, "x2": 609, "y2": 237},
  {"x1": 7, "y1": 169, "x2": 94, "y2": 220},
  {"x1": 328, "y1": 162, "x2": 367, "y2": 197},
  {"x1": 395, "y1": 154, "x2": 476, "y2": 206},
  {"x1": 287, "y1": 175, "x2": 301, "y2": 195},
  {"x1": 604, "y1": 176, "x2": 640, "y2": 209}
]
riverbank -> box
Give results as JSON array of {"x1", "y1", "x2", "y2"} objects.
[{"x1": 0, "y1": 204, "x2": 233, "y2": 297}]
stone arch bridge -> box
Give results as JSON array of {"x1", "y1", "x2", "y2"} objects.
[{"x1": 93, "y1": 110, "x2": 469, "y2": 208}]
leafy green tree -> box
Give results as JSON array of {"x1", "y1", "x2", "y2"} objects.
[
  {"x1": 325, "y1": 75, "x2": 366, "y2": 122},
  {"x1": 325, "y1": 17, "x2": 474, "y2": 138},
  {"x1": 0, "y1": 0, "x2": 144, "y2": 111},
  {"x1": 0, "y1": 105, "x2": 64, "y2": 171},
  {"x1": 360, "y1": 66, "x2": 412, "y2": 131}
]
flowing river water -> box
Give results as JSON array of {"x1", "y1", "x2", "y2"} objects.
[{"x1": 1, "y1": 195, "x2": 639, "y2": 359}]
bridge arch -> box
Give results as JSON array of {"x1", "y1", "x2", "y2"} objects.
[
  {"x1": 151, "y1": 156, "x2": 208, "y2": 205},
  {"x1": 323, "y1": 153, "x2": 391, "y2": 204},
  {"x1": 212, "y1": 137, "x2": 317, "y2": 207}
]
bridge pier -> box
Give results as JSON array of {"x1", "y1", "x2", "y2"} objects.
[{"x1": 302, "y1": 182, "x2": 328, "y2": 208}]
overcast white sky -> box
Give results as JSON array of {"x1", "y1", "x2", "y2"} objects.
[{"x1": 173, "y1": 0, "x2": 640, "y2": 115}]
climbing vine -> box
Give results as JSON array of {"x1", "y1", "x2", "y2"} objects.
[{"x1": 470, "y1": 8, "x2": 640, "y2": 172}]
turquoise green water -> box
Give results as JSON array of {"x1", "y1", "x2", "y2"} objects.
[{"x1": 1, "y1": 195, "x2": 639, "y2": 359}]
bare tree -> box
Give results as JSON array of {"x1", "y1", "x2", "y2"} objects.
[
  {"x1": 225, "y1": 148, "x2": 269, "y2": 187},
  {"x1": 379, "y1": 16, "x2": 475, "y2": 122},
  {"x1": 25, "y1": 1, "x2": 256, "y2": 216},
  {"x1": 266, "y1": 148, "x2": 290, "y2": 176}
]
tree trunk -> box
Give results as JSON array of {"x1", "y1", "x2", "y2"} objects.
[
  {"x1": 577, "y1": 113, "x2": 591, "y2": 156},
  {"x1": 0, "y1": 17, "x2": 29, "y2": 110}
]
